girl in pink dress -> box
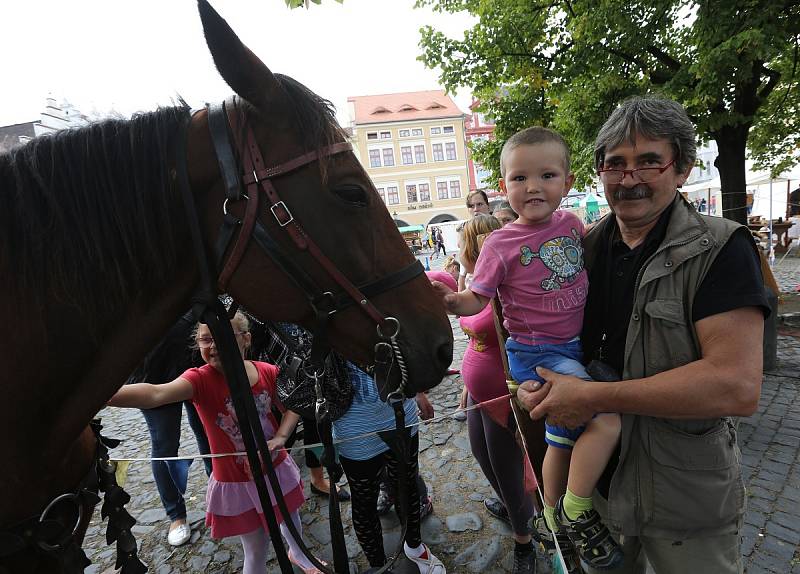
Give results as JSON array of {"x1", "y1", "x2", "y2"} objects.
[{"x1": 108, "y1": 312, "x2": 324, "y2": 574}]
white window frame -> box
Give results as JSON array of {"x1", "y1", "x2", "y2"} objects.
[
  {"x1": 399, "y1": 129, "x2": 411, "y2": 137},
  {"x1": 411, "y1": 128, "x2": 424, "y2": 136},
  {"x1": 367, "y1": 144, "x2": 396, "y2": 168},
  {"x1": 430, "y1": 126, "x2": 442, "y2": 135},
  {"x1": 442, "y1": 125, "x2": 455, "y2": 134},
  {"x1": 375, "y1": 182, "x2": 400, "y2": 205},
  {"x1": 380, "y1": 131, "x2": 392, "y2": 139},
  {"x1": 435, "y1": 176, "x2": 463, "y2": 199},
  {"x1": 366, "y1": 131, "x2": 378, "y2": 140},
  {"x1": 404, "y1": 179, "x2": 431, "y2": 204}
]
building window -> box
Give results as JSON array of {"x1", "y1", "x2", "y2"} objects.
[
  {"x1": 414, "y1": 145, "x2": 426, "y2": 163},
  {"x1": 399, "y1": 129, "x2": 410, "y2": 137},
  {"x1": 445, "y1": 142, "x2": 457, "y2": 160},
  {"x1": 430, "y1": 127, "x2": 441, "y2": 135},
  {"x1": 406, "y1": 184, "x2": 418, "y2": 203},
  {"x1": 432, "y1": 143, "x2": 444, "y2": 162},
  {"x1": 380, "y1": 131, "x2": 391, "y2": 139},
  {"x1": 449, "y1": 180, "x2": 462, "y2": 198},
  {"x1": 367, "y1": 132, "x2": 378, "y2": 140},
  {"x1": 375, "y1": 187, "x2": 386, "y2": 203},
  {"x1": 437, "y1": 181, "x2": 448, "y2": 200},
  {"x1": 401, "y1": 146, "x2": 413, "y2": 165},
  {"x1": 369, "y1": 149, "x2": 381, "y2": 168},
  {"x1": 382, "y1": 148, "x2": 395, "y2": 166},
  {"x1": 411, "y1": 128, "x2": 423, "y2": 136},
  {"x1": 387, "y1": 186, "x2": 399, "y2": 205},
  {"x1": 443, "y1": 126, "x2": 455, "y2": 134},
  {"x1": 419, "y1": 183, "x2": 431, "y2": 202}
]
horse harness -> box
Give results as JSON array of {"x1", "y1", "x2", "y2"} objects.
[
  {"x1": 0, "y1": 421, "x2": 146, "y2": 574},
  {"x1": 174, "y1": 97, "x2": 423, "y2": 574}
]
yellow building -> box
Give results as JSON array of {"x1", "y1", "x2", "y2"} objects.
[{"x1": 347, "y1": 90, "x2": 470, "y2": 226}]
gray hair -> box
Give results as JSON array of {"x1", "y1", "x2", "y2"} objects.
[
  {"x1": 500, "y1": 126, "x2": 571, "y2": 177},
  {"x1": 594, "y1": 96, "x2": 696, "y2": 173}
]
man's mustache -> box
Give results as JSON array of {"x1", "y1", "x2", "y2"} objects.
[{"x1": 612, "y1": 185, "x2": 652, "y2": 201}]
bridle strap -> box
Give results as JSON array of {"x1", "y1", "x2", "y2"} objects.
[
  {"x1": 241, "y1": 126, "x2": 391, "y2": 325},
  {"x1": 243, "y1": 141, "x2": 352, "y2": 183}
]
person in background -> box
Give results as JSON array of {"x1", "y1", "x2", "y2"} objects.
[
  {"x1": 109, "y1": 313, "x2": 325, "y2": 574},
  {"x1": 494, "y1": 203, "x2": 519, "y2": 227},
  {"x1": 127, "y1": 312, "x2": 212, "y2": 547},
  {"x1": 466, "y1": 190, "x2": 492, "y2": 218},
  {"x1": 442, "y1": 255, "x2": 461, "y2": 285}
]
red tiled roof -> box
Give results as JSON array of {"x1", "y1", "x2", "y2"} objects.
[{"x1": 348, "y1": 90, "x2": 464, "y2": 125}]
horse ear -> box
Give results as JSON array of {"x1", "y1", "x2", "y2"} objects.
[{"x1": 197, "y1": 0, "x2": 280, "y2": 109}]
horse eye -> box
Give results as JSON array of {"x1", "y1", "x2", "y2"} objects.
[{"x1": 332, "y1": 184, "x2": 368, "y2": 207}]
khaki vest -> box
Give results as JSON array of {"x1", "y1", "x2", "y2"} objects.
[{"x1": 584, "y1": 195, "x2": 748, "y2": 539}]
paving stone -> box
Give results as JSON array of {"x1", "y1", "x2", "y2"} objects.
[
  {"x1": 446, "y1": 512, "x2": 483, "y2": 532},
  {"x1": 453, "y1": 536, "x2": 502, "y2": 571}
]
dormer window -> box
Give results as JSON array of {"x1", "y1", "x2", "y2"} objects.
[
  {"x1": 398, "y1": 104, "x2": 418, "y2": 112},
  {"x1": 426, "y1": 101, "x2": 445, "y2": 110},
  {"x1": 371, "y1": 106, "x2": 391, "y2": 115}
]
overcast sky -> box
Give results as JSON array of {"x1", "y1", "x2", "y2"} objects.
[{"x1": 0, "y1": 0, "x2": 475, "y2": 127}]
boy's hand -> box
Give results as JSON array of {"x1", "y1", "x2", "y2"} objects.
[{"x1": 430, "y1": 280, "x2": 462, "y2": 314}]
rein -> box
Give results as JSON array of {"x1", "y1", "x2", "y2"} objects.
[
  {"x1": 0, "y1": 421, "x2": 146, "y2": 574},
  {"x1": 177, "y1": 98, "x2": 423, "y2": 574}
]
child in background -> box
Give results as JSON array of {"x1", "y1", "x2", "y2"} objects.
[
  {"x1": 493, "y1": 203, "x2": 518, "y2": 227},
  {"x1": 432, "y1": 127, "x2": 623, "y2": 572},
  {"x1": 108, "y1": 312, "x2": 324, "y2": 574},
  {"x1": 442, "y1": 255, "x2": 461, "y2": 285}
]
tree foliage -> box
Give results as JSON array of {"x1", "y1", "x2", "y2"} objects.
[{"x1": 417, "y1": 0, "x2": 799, "y2": 222}]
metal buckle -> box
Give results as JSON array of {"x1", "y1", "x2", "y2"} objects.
[
  {"x1": 37, "y1": 492, "x2": 83, "y2": 552},
  {"x1": 270, "y1": 201, "x2": 294, "y2": 227}
]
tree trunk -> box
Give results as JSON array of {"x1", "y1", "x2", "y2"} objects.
[{"x1": 713, "y1": 126, "x2": 750, "y2": 225}]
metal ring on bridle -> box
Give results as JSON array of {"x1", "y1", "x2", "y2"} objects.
[
  {"x1": 222, "y1": 194, "x2": 249, "y2": 215},
  {"x1": 37, "y1": 492, "x2": 83, "y2": 551},
  {"x1": 376, "y1": 317, "x2": 400, "y2": 340}
]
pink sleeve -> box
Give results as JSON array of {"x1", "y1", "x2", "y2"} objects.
[{"x1": 469, "y1": 240, "x2": 505, "y2": 299}]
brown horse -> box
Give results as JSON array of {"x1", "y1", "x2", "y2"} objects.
[{"x1": 0, "y1": 2, "x2": 453, "y2": 571}]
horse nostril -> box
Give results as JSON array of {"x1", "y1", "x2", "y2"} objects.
[{"x1": 437, "y1": 339, "x2": 453, "y2": 367}]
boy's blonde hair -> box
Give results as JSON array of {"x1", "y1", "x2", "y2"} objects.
[
  {"x1": 460, "y1": 214, "x2": 501, "y2": 266},
  {"x1": 499, "y1": 126, "x2": 571, "y2": 177}
]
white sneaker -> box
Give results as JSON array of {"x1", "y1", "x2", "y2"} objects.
[
  {"x1": 405, "y1": 544, "x2": 446, "y2": 574},
  {"x1": 167, "y1": 523, "x2": 191, "y2": 546}
]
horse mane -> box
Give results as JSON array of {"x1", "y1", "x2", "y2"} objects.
[
  {"x1": 271, "y1": 74, "x2": 346, "y2": 178},
  {"x1": 0, "y1": 106, "x2": 191, "y2": 318}
]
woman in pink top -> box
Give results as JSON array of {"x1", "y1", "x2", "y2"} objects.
[{"x1": 454, "y1": 215, "x2": 538, "y2": 574}]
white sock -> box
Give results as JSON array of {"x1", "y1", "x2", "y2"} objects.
[
  {"x1": 404, "y1": 541, "x2": 426, "y2": 558},
  {"x1": 280, "y1": 510, "x2": 314, "y2": 569}
]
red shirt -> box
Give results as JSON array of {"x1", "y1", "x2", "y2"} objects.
[{"x1": 182, "y1": 362, "x2": 287, "y2": 482}]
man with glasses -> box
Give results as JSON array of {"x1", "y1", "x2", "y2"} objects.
[{"x1": 518, "y1": 96, "x2": 768, "y2": 573}]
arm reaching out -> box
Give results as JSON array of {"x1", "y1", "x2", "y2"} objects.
[
  {"x1": 268, "y1": 410, "x2": 301, "y2": 451},
  {"x1": 430, "y1": 281, "x2": 490, "y2": 316},
  {"x1": 107, "y1": 378, "x2": 194, "y2": 409}
]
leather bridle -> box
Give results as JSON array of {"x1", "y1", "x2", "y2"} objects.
[{"x1": 175, "y1": 97, "x2": 422, "y2": 574}]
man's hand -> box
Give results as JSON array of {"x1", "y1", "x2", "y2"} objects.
[{"x1": 518, "y1": 367, "x2": 597, "y2": 428}]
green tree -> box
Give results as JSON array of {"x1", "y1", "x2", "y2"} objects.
[{"x1": 418, "y1": 0, "x2": 799, "y2": 223}]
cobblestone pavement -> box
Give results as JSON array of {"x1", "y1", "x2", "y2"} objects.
[{"x1": 82, "y1": 250, "x2": 800, "y2": 573}]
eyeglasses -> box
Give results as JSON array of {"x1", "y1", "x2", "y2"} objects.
[
  {"x1": 597, "y1": 159, "x2": 675, "y2": 185},
  {"x1": 196, "y1": 332, "x2": 247, "y2": 349}
]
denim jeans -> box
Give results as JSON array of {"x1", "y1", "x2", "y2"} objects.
[
  {"x1": 141, "y1": 401, "x2": 211, "y2": 521},
  {"x1": 506, "y1": 338, "x2": 591, "y2": 449}
]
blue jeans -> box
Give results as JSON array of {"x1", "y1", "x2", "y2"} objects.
[
  {"x1": 506, "y1": 338, "x2": 591, "y2": 449},
  {"x1": 141, "y1": 401, "x2": 211, "y2": 521}
]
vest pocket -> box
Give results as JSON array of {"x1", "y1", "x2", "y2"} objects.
[
  {"x1": 643, "y1": 299, "x2": 694, "y2": 371},
  {"x1": 644, "y1": 418, "x2": 744, "y2": 534}
]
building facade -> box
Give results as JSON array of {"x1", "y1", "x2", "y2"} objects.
[{"x1": 347, "y1": 90, "x2": 470, "y2": 226}]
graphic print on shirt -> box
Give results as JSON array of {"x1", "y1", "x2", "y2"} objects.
[
  {"x1": 461, "y1": 325, "x2": 489, "y2": 352},
  {"x1": 519, "y1": 228, "x2": 584, "y2": 291},
  {"x1": 215, "y1": 390, "x2": 273, "y2": 479}
]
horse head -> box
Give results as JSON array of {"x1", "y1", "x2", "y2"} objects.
[{"x1": 188, "y1": 0, "x2": 454, "y2": 395}]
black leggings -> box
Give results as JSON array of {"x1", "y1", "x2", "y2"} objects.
[{"x1": 339, "y1": 434, "x2": 422, "y2": 567}]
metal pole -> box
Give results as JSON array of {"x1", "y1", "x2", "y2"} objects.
[{"x1": 769, "y1": 179, "x2": 774, "y2": 266}]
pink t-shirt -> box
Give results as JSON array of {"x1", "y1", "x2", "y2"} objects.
[{"x1": 470, "y1": 210, "x2": 588, "y2": 345}]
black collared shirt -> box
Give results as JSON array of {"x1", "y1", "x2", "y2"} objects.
[{"x1": 581, "y1": 204, "x2": 769, "y2": 377}]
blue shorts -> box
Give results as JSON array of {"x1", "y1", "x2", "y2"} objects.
[{"x1": 506, "y1": 338, "x2": 591, "y2": 450}]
